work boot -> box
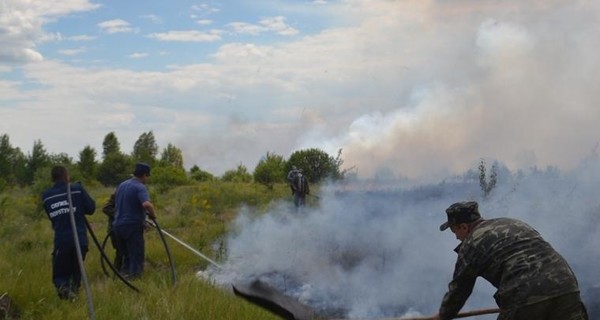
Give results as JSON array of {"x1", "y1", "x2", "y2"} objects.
[
  {"x1": 68, "y1": 285, "x2": 80, "y2": 301},
  {"x1": 123, "y1": 273, "x2": 141, "y2": 281},
  {"x1": 57, "y1": 287, "x2": 78, "y2": 301},
  {"x1": 67, "y1": 291, "x2": 78, "y2": 302},
  {"x1": 57, "y1": 287, "x2": 70, "y2": 300}
]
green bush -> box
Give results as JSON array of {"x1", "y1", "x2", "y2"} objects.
[
  {"x1": 221, "y1": 164, "x2": 252, "y2": 183},
  {"x1": 190, "y1": 165, "x2": 215, "y2": 182},
  {"x1": 253, "y1": 152, "x2": 286, "y2": 190},
  {"x1": 287, "y1": 147, "x2": 343, "y2": 183},
  {"x1": 151, "y1": 166, "x2": 189, "y2": 193}
]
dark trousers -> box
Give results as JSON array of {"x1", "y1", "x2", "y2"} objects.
[
  {"x1": 293, "y1": 193, "x2": 306, "y2": 208},
  {"x1": 108, "y1": 230, "x2": 124, "y2": 271},
  {"x1": 108, "y1": 218, "x2": 124, "y2": 271},
  {"x1": 52, "y1": 245, "x2": 88, "y2": 295},
  {"x1": 113, "y1": 223, "x2": 145, "y2": 278},
  {"x1": 499, "y1": 292, "x2": 588, "y2": 320}
]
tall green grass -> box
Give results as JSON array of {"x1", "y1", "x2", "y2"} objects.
[{"x1": 0, "y1": 181, "x2": 303, "y2": 320}]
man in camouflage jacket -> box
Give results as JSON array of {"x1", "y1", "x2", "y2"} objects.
[{"x1": 433, "y1": 201, "x2": 587, "y2": 320}]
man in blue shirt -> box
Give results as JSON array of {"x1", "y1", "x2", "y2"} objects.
[
  {"x1": 42, "y1": 166, "x2": 96, "y2": 300},
  {"x1": 112, "y1": 162, "x2": 156, "y2": 279}
]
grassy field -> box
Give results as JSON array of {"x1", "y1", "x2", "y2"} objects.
[{"x1": 0, "y1": 181, "x2": 298, "y2": 320}]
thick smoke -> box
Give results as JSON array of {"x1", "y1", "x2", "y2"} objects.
[{"x1": 202, "y1": 153, "x2": 600, "y2": 319}]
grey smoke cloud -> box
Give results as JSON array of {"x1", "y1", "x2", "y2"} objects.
[
  {"x1": 205, "y1": 154, "x2": 600, "y2": 318},
  {"x1": 177, "y1": 1, "x2": 600, "y2": 180},
  {"x1": 321, "y1": 7, "x2": 600, "y2": 181},
  {"x1": 2, "y1": 1, "x2": 599, "y2": 183}
]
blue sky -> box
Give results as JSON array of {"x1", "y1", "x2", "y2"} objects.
[
  {"x1": 38, "y1": 1, "x2": 335, "y2": 70},
  {"x1": 1, "y1": 0, "x2": 600, "y2": 179}
]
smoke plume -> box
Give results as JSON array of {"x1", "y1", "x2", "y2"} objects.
[{"x1": 203, "y1": 153, "x2": 600, "y2": 319}]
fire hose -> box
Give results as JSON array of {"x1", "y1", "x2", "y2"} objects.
[
  {"x1": 99, "y1": 232, "x2": 112, "y2": 277},
  {"x1": 85, "y1": 218, "x2": 140, "y2": 292},
  {"x1": 144, "y1": 220, "x2": 223, "y2": 270},
  {"x1": 91, "y1": 217, "x2": 177, "y2": 290},
  {"x1": 147, "y1": 217, "x2": 177, "y2": 285}
]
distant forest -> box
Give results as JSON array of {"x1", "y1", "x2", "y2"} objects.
[{"x1": 0, "y1": 131, "x2": 345, "y2": 190}]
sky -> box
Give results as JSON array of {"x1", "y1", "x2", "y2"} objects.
[{"x1": 1, "y1": 0, "x2": 600, "y2": 180}]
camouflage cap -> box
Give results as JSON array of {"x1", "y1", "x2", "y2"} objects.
[{"x1": 439, "y1": 201, "x2": 481, "y2": 231}]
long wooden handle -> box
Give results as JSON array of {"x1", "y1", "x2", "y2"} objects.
[
  {"x1": 325, "y1": 307, "x2": 500, "y2": 320},
  {"x1": 399, "y1": 307, "x2": 500, "y2": 320}
]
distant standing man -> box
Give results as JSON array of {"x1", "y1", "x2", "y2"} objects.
[
  {"x1": 42, "y1": 166, "x2": 96, "y2": 300},
  {"x1": 292, "y1": 171, "x2": 310, "y2": 210},
  {"x1": 112, "y1": 163, "x2": 156, "y2": 279},
  {"x1": 432, "y1": 201, "x2": 588, "y2": 320},
  {"x1": 287, "y1": 165, "x2": 301, "y2": 194}
]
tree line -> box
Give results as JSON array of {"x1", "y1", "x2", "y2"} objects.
[{"x1": 0, "y1": 131, "x2": 345, "y2": 192}]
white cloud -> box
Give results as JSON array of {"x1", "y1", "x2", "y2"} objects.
[
  {"x1": 68, "y1": 35, "x2": 96, "y2": 41},
  {"x1": 38, "y1": 32, "x2": 64, "y2": 43},
  {"x1": 196, "y1": 19, "x2": 213, "y2": 26},
  {"x1": 227, "y1": 22, "x2": 267, "y2": 35},
  {"x1": 191, "y1": 4, "x2": 220, "y2": 14},
  {"x1": 0, "y1": 48, "x2": 44, "y2": 63},
  {"x1": 260, "y1": 16, "x2": 299, "y2": 36},
  {"x1": 129, "y1": 52, "x2": 149, "y2": 59},
  {"x1": 148, "y1": 30, "x2": 222, "y2": 42},
  {"x1": 59, "y1": 47, "x2": 86, "y2": 56},
  {"x1": 227, "y1": 16, "x2": 299, "y2": 36},
  {"x1": 0, "y1": 0, "x2": 99, "y2": 64},
  {"x1": 212, "y1": 43, "x2": 275, "y2": 61},
  {"x1": 0, "y1": 79, "x2": 29, "y2": 100},
  {"x1": 141, "y1": 14, "x2": 162, "y2": 24},
  {"x1": 98, "y1": 19, "x2": 135, "y2": 34}
]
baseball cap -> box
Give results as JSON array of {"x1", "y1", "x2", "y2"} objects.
[
  {"x1": 134, "y1": 162, "x2": 151, "y2": 176},
  {"x1": 439, "y1": 201, "x2": 481, "y2": 231}
]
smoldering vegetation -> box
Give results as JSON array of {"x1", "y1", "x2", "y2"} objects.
[{"x1": 203, "y1": 154, "x2": 600, "y2": 319}]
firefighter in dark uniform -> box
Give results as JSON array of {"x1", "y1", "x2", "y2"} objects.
[
  {"x1": 41, "y1": 166, "x2": 96, "y2": 300},
  {"x1": 432, "y1": 201, "x2": 588, "y2": 320}
]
